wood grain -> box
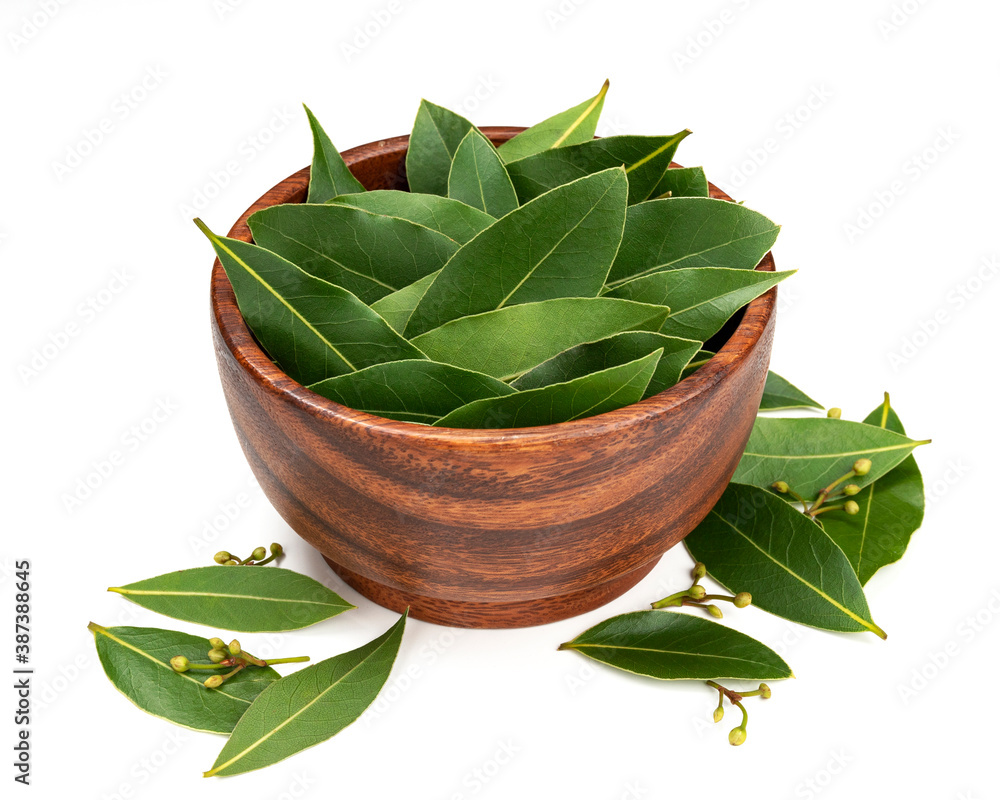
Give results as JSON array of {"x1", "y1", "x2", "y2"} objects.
[{"x1": 209, "y1": 127, "x2": 777, "y2": 628}]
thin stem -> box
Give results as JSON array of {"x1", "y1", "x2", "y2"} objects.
[
  {"x1": 183, "y1": 662, "x2": 227, "y2": 671},
  {"x1": 651, "y1": 590, "x2": 689, "y2": 609},
  {"x1": 252, "y1": 553, "x2": 279, "y2": 566},
  {"x1": 808, "y1": 469, "x2": 858, "y2": 515},
  {"x1": 262, "y1": 656, "x2": 310, "y2": 666},
  {"x1": 811, "y1": 503, "x2": 848, "y2": 517},
  {"x1": 735, "y1": 700, "x2": 748, "y2": 728}
]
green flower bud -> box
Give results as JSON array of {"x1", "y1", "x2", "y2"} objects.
[
  {"x1": 691, "y1": 562, "x2": 707, "y2": 580},
  {"x1": 772, "y1": 480, "x2": 790, "y2": 494},
  {"x1": 733, "y1": 592, "x2": 752, "y2": 609},
  {"x1": 208, "y1": 648, "x2": 228, "y2": 663},
  {"x1": 713, "y1": 706, "x2": 724, "y2": 723},
  {"x1": 214, "y1": 551, "x2": 231, "y2": 565},
  {"x1": 170, "y1": 656, "x2": 190, "y2": 672},
  {"x1": 204, "y1": 675, "x2": 224, "y2": 689},
  {"x1": 843, "y1": 484, "x2": 861, "y2": 496},
  {"x1": 270, "y1": 542, "x2": 283, "y2": 556},
  {"x1": 688, "y1": 585, "x2": 707, "y2": 600},
  {"x1": 827, "y1": 408, "x2": 842, "y2": 420},
  {"x1": 729, "y1": 726, "x2": 747, "y2": 746},
  {"x1": 707, "y1": 605, "x2": 723, "y2": 619},
  {"x1": 224, "y1": 559, "x2": 239, "y2": 566},
  {"x1": 209, "y1": 638, "x2": 226, "y2": 650},
  {"x1": 844, "y1": 500, "x2": 860, "y2": 515},
  {"x1": 251, "y1": 546, "x2": 267, "y2": 561},
  {"x1": 759, "y1": 683, "x2": 772, "y2": 699},
  {"x1": 228, "y1": 639, "x2": 241, "y2": 656},
  {"x1": 853, "y1": 458, "x2": 872, "y2": 476}
]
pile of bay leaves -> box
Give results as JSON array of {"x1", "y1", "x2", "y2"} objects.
[{"x1": 197, "y1": 80, "x2": 794, "y2": 427}]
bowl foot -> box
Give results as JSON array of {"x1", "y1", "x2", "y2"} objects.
[{"x1": 322, "y1": 556, "x2": 661, "y2": 629}]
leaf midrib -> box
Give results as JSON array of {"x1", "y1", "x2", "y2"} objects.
[
  {"x1": 567, "y1": 641, "x2": 781, "y2": 671},
  {"x1": 110, "y1": 588, "x2": 349, "y2": 608},
  {"x1": 742, "y1": 441, "x2": 917, "y2": 460}
]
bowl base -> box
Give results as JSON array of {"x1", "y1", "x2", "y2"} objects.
[{"x1": 322, "y1": 556, "x2": 662, "y2": 629}]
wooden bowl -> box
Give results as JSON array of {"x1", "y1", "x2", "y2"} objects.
[{"x1": 210, "y1": 127, "x2": 777, "y2": 628}]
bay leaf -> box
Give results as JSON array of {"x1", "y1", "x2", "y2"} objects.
[
  {"x1": 510, "y1": 331, "x2": 700, "y2": 399},
  {"x1": 197, "y1": 221, "x2": 425, "y2": 385},
  {"x1": 108, "y1": 566, "x2": 355, "y2": 632},
  {"x1": 327, "y1": 190, "x2": 494, "y2": 244},
  {"x1": 497, "y1": 79, "x2": 609, "y2": 163},
  {"x1": 434, "y1": 350, "x2": 661, "y2": 429},
  {"x1": 204, "y1": 612, "x2": 407, "y2": 777},
  {"x1": 604, "y1": 197, "x2": 780, "y2": 290},
  {"x1": 247, "y1": 203, "x2": 458, "y2": 304},
  {"x1": 309, "y1": 359, "x2": 516, "y2": 424},
  {"x1": 822, "y1": 397, "x2": 925, "y2": 585},
  {"x1": 405, "y1": 100, "x2": 475, "y2": 196},
  {"x1": 650, "y1": 166, "x2": 709, "y2": 199},
  {"x1": 684, "y1": 483, "x2": 887, "y2": 637},
  {"x1": 369, "y1": 271, "x2": 439, "y2": 334},
  {"x1": 405, "y1": 168, "x2": 628, "y2": 337},
  {"x1": 303, "y1": 105, "x2": 365, "y2": 203},
  {"x1": 759, "y1": 372, "x2": 823, "y2": 411},
  {"x1": 89, "y1": 623, "x2": 280, "y2": 734},
  {"x1": 558, "y1": 610, "x2": 792, "y2": 681},
  {"x1": 447, "y1": 128, "x2": 519, "y2": 217},
  {"x1": 505, "y1": 131, "x2": 691, "y2": 205},
  {"x1": 606, "y1": 267, "x2": 794, "y2": 341},
  {"x1": 410, "y1": 297, "x2": 670, "y2": 381},
  {"x1": 732, "y1": 417, "x2": 930, "y2": 498}
]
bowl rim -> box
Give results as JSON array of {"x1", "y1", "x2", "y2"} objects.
[{"x1": 210, "y1": 126, "x2": 777, "y2": 446}]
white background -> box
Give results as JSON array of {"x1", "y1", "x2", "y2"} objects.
[{"x1": 3, "y1": 0, "x2": 997, "y2": 797}]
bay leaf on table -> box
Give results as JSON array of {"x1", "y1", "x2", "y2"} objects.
[
  {"x1": 196, "y1": 221, "x2": 425, "y2": 385},
  {"x1": 327, "y1": 190, "x2": 494, "y2": 244},
  {"x1": 605, "y1": 267, "x2": 794, "y2": 341},
  {"x1": 247, "y1": 203, "x2": 458, "y2": 304},
  {"x1": 108, "y1": 566, "x2": 355, "y2": 632},
  {"x1": 505, "y1": 131, "x2": 691, "y2": 205},
  {"x1": 821, "y1": 396, "x2": 925, "y2": 585},
  {"x1": 759, "y1": 371, "x2": 823, "y2": 411},
  {"x1": 559, "y1": 610, "x2": 792, "y2": 680},
  {"x1": 309, "y1": 359, "x2": 516, "y2": 424},
  {"x1": 510, "y1": 330, "x2": 700, "y2": 399},
  {"x1": 204, "y1": 612, "x2": 407, "y2": 777},
  {"x1": 497, "y1": 79, "x2": 609, "y2": 163},
  {"x1": 303, "y1": 105, "x2": 365, "y2": 203},
  {"x1": 684, "y1": 483, "x2": 887, "y2": 637},
  {"x1": 405, "y1": 100, "x2": 476, "y2": 196},
  {"x1": 405, "y1": 167, "x2": 628, "y2": 338},
  {"x1": 604, "y1": 197, "x2": 780, "y2": 290},
  {"x1": 434, "y1": 350, "x2": 662, "y2": 429},
  {"x1": 732, "y1": 417, "x2": 930, "y2": 498},
  {"x1": 89, "y1": 623, "x2": 281, "y2": 733},
  {"x1": 650, "y1": 166, "x2": 709, "y2": 199},
  {"x1": 447, "y1": 127, "x2": 519, "y2": 217},
  {"x1": 410, "y1": 297, "x2": 670, "y2": 381}
]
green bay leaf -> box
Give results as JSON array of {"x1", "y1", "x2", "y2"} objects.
[
  {"x1": 733, "y1": 417, "x2": 929, "y2": 498},
  {"x1": 559, "y1": 611, "x2": 792, "y2": 681},
  {"x1": 650, "y1": 166, "x2": 709, "y2": 199},
  {"x1": 204, "y1": 613, "x2": 407, "y2": 777},
  {"x1": 434, "y1": 350, "x2": 661, "y2": 429},
  {"x1": 822, "y1": 397, "x2": 925, "y2": 585},
  {"x1": 497, "y1": 79, "x2": 609, "y2": 163},
  {"x1": 406, "y1": 100, "x2": 475, "y2": 196},
  {"x1": 405, "y1": 168, "x2": 629, "y2": 338},
  {"x1": 303, "y1": 105, "x2": 365, "y2": 203},
  {"x1": 247, "y1": 203, "x2": 458, "y2": 304},
  {"x1": 327, "y1": 190, "x2": 494, "y2": 244},
  {"x1": 410, "y1": 297, "x2": 670, "y2": 381},
  {"x1": 108, "y1": 566, "x2": 355, "y2": 632},
  {"x1": 89, "y1": 623, "x2": 280, "y2": 733},
  {"x1": 369, "y1": 271, "x2": 439, "y2": 334},
  {"x1": 685, "y1": 484, "x2": 886, "y2": 637},
  {"x1": 447, "y1": 128, "x2": 519, "y2": 217},
  {"x1": 606, "y1": 267, "x2": 794, "y2": 341},
  {"x1": 309, "y1": 359, "x2": 516, "y2": 424},
  {"x1": 511, "y1": 331, "x2": 699, "y2": 399},
  {"x1": 198, "y1": 221, "x2": 425, "y2": 385},
  {"x1": 604, "y1": 197, "x2": 780, "y2": 290},
  {"x1": 759, "y1": 371, "x2": 823, "y2": 411}
]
